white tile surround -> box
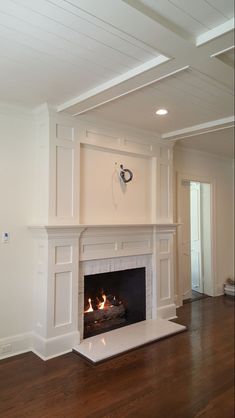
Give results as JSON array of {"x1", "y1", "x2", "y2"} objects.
[{"x1": 79, "y1": 254, "x2": 153, "y2": 339}]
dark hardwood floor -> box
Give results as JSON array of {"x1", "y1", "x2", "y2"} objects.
[
  {"x1": 184, "y1": 290, "x2": 210, "y2": 304},
  {"x1": 0, "y1": 296, "x2": 234, "y2": 418}
]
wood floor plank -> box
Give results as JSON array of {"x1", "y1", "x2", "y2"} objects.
[{"x1": 0, "y1": 296, "x2": 234, "y2": 418}]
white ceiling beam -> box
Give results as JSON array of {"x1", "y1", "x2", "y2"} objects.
[
  {"x1": 59, "y1": 65, "x2": 190, "y2": 116},
  {"x1": 196, "y1": 18, "x2": 234, "y2": 47},
  {"x1": 56, "y1": 1, "x2": 234, "y2": 118},
  {"x1": 57, "y1": 55, "x2": 169, "y2": 112},
  {"x1": 162, "y1": 116, "x2": 235, "y2": 141}
]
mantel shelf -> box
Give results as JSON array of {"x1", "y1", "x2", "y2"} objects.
[{"x1": 29, "y1": 223, "x2": 180, "y2": 229}]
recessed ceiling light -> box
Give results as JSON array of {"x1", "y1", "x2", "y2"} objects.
[{"x1": 156, "y1": 108, "x2": 168, "y2": 116}]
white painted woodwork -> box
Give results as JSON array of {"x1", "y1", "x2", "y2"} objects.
[
  {"x1": 35, "y1": 106, "x2": 174, "y2": 225},
  {"x1": 30, "y1": 223, "x2": 177, "y2": 359},
  {"x1": 27, "y1": 108, "x2": 177, "y2": 359},
  {"x1": 200, "y1": 183, "x2": 213, "y2": 296},
  {"x1": 34, "y1": 106, "x2": 80, "y2": 224},
  {"x1": 162, "y1": 116, "x2": 234, "y2": 141},
  {"x1": 174, "y1": 127, "x2": 234, "y2": 159},
  {"x1": 138, "y1": 0, "x2": 234, "y2": 37},
  {"x1": 177, "y1": 178, "x2": 192, "y2": 300},
  {"x1": 190, "y1": 182, "x2": 203, "y2": 293},
  {"x1": 83, "y1": 68, "x2": 234, "y2": 135},
  {"x1": 0, "y1": 0, "x2": 233, "y2": 142},
  {"x1": 175, "y1": 165, "x2": 225, "y2": 305},
  {"x1": 30, "y1": 225, "x2": 85, "y2": 359},
  {"x1": 1, "y1": 103, "x2": 234, "y2": 362},
  {"x1": 79, "y1": 226, "x2": 153, "y2": 261},
  {"x1": 153, "y1": 226, "x2": 176, "y2": 319}
]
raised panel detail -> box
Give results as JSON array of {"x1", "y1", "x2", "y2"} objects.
[
  {"x1": 159, "y1": 163, "x2": 170, "y2": 218},
  {"x1": 56, "y1": 146, "x2": 74, "y2": 218},
  {"x1": 56, "y1": 124, "x2": 74, "y2": 142},
  {"x1": 55, "y1": 246, "x2": 72, "y2": 264},
  {"x1": 159, "y1": 239, "x2": 169, "y2": 253},
  {"x1": 124, "y1": 138, "x2": 153, "y2": 154},
  {"x1": 160, "y1": 258, "x2": 170, "y2": 300},
  {"x1": 85, "y1": 129, "x2": 119, "y2": 146},
  {"x1": 54, "y1": 272, "x2": 72, "y2": 327},
  {"x1": 82, "y1": 242, "x2": 116, "y2": 253},
  {"x1": 122, "y1": 240, "x2": 151, "y2": 250}
]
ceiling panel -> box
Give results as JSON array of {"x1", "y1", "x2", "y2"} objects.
[
  {"x1": 139, "y1": 0, "x2": 233, "y2": 36},
  {"x1": 175, "y1": 127, "x2": 234, "y2": 158},
  {"x1": 204, "y1": 0, "x2": 234, "y2": 19},
  {"x1": 215, "y1": 47, "x2": 235, "y2": 68},
  {"x1": 83, "y1": 68, "x2": 234, "y2": 134},
  {"x1": 0, "y1": 0, "x2": 163, "y2": 106},
  {"x1": 0, "y1": 0, "x2": 233, "y2": 145}
]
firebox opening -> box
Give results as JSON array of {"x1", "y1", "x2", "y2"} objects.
[{"x1": 83, "y1": 267, "x2": 146, "y2": 339}]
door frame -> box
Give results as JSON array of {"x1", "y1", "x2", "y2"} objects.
[{"x1": 176, "y1": 172, "x2": 217, "y2": 306}]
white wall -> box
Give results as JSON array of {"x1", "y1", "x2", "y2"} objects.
[
  {"x1": 0, "y1": 106, "x2": 35, "y2": 341},
  {"x1": 174, "y1": 146, "x2": 234, "y2": 295}
]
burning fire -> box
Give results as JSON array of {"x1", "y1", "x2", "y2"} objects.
[
  {"x1": 84, "y1": 294, "x2": 107, "y2": 313},
  {"x1": 84, "y1": 298, "x2": 93, "y2": 313},
  {"x1": 98, "y1": 294, "x2": 106, "y2": 310}
]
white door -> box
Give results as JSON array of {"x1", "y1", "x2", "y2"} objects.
[{"x1": 190, "y1": 182, "x2": 203, "y2": 293}]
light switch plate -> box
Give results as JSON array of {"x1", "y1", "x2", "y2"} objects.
[{"x1": 2, "y1": 232, "x2": 10, "y2": 243}]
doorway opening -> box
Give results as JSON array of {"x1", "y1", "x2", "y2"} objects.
[
  {"x1": 190, "y1": 181, "x2": 212, "y2": 300},
  {"x1": 177, "y1": 175, "x2": 214, "y2": 305}
]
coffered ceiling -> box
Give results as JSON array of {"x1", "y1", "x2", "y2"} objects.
[{"x1": 0, "y1": 0, "x2": 234, "y2": 156}]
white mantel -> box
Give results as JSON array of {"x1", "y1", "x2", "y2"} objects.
[
  {"x1": 30, "y1": 106, "x2": 177, "y2": 360},
  {"x1": 30, "y1": 223, "x2": 178, "y2": 360}
]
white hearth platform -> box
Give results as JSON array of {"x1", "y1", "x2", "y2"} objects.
[{"x1": 73, "y1": 319, "x2": 186, "y2": 363}]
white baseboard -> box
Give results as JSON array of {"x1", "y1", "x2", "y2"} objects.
[
  {"x1": 174, "y1": 294, "x2": 182, "y2": 308},
  {"x1": 0, "y1": 332, "x2": 32, "y2": 360},
  {"x1": 157, "y1": 304, "x2": 177, "y2": 320},
  {"x1": 215, "y1": 284, "x2": 224, "y2": 296},
  {"x1": 31, "y1": 331, "x2": 80, "y2": 360},
  {"x1": 0, "y1": 331, "x2": 80, "y2": 361}
]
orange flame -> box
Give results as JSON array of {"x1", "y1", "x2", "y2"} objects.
[
  {"x1": 98, "y1": 294, "x2": 106, "y2": 310},
  {"x1": 84, "y1": 298, "x2": 93, "y2": 313}
]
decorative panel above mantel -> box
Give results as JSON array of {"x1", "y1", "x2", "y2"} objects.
[{"x1": 34, "y1": 106, "x2": 173, "y2": 226}]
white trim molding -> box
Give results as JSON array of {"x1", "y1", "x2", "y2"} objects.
[
  {"x1": 162, "y1": 116, "x2": 235, "y2": 141},
  {"x1": 176, "y1": 172, "x2": 217, "y2": 306},
  {"x1": 196, "y1": 18, "x2": 235, "y2": 47},
  {"x1": 57, "y1": 56, "x2": 170, "y2": 113}
]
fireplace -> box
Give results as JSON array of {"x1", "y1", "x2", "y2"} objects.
[{"x1": 83, "y1": 267, "x2": 146, "y2": 338}]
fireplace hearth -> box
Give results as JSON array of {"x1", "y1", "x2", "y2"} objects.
[{"x1": 84, "y1": 267, "x2": 146, "y2": 338}]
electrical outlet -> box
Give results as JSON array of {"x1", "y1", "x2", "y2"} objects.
[
  {"x1": 2, "y1": 232, "x2": 10, "y2": 243},
  {"x1": 0, "y1": 344, "x2": 12, "y2": 355}
]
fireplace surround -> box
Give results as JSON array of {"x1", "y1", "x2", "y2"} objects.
[
  {"x1": 29, "y1": 107, "x2": 178, "y2": 360},
  {"x1": 30, "y1": 223, "x2": 178, "y2": 360}
]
